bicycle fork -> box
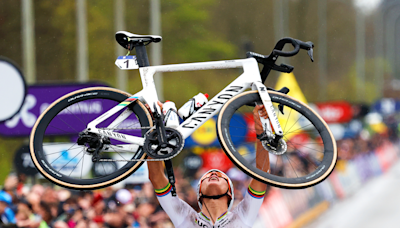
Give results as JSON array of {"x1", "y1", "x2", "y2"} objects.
[{"x1": 252, "y1": 82, "x2": 285, "y2": 150}]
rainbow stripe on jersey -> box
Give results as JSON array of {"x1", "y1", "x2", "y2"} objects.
[
  {"x1": 155, "y1": 183, "x2": 172, "y2": 197},
  {"x1": 247, "y1": 186, "x2": 266, "y2": 199}
]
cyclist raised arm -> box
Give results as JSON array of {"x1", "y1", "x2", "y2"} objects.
[{"x1": 147, "y1": 102, "x2": 270, "y2": 228}]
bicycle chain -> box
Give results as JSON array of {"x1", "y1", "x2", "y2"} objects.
[
  {"x1": 97, "y1": 126, "x2": 152, "y2": 130},
  {"x1": 96, "y1": 126, "x2": 183, "y2": 162},
  {"x1": 98, "y1": 150, "x2": 181, "y2": 162},
  {"x1": 97, "y1": 122, "x2": 185, "y2": 161}
]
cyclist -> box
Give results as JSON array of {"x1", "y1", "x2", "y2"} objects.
[{"x1": 147, "y1": 103, "x2": 270, "y2": 227}]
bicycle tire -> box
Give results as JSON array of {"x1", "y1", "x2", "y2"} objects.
[
  {"x1": 30, "y1": 87, "x2": 152, "y2": 190},
  {"x1": 217, "y1": 90, "x2": 337, "y2": 189}
]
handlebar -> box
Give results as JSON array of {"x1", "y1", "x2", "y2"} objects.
[
  {"x1": 247, "y1": 37, "x2": 314, "y2": 64},
  {"x1": 246, "y1": 37, "x2": 315, "y2": 83},
  {"x1": 272, "y1": 37, "x2": 314, "y2": 59}
]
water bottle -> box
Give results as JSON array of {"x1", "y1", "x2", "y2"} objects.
[
  {"x1": 163, "y1": 101, "x2": 179, "y2": 128},
  {"x1": 178, "y1": 93, "x2": 209, "y2": 120}
]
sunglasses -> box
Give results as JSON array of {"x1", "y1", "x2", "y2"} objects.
[{"x1": 200, "y1": 171, "x2": 232, "y2": 193}]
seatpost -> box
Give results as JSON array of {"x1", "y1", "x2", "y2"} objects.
[{"x1": 135, "y1": 43, "x2": 150, "y2": 67}]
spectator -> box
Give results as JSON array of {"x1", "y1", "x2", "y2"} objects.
[
  {"x1": 0, "y1": 190, "x2": 16, "y2": 225},
  {"x1": 0, "y1": 109, "x2": 398, "y2": 227}
]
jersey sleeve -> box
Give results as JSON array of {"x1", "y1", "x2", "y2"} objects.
[
  {"x1": 232, "y1": 186, "x2": 266, "y2": 227},
  {"x1": 155, "y1": 183, "x2": 196, "y2": 227}
]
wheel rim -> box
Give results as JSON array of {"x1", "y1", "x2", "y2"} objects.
[
  {"x1": 218, "y1": 91, "x2": 336, "y2": 188},
  {"x1": 31, "y1": 89, "x2": 151, "y2": 189}
]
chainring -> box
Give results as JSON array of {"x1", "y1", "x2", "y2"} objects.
[{"x1": 144, "y1": 127, "x2": 184, "y2": 159}]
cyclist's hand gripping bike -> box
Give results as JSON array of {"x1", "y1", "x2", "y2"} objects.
[{"x1": 30, "y1": 31, "x2": 337, "y2": 190}]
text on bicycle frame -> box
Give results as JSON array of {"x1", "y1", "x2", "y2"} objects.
[{"x1": 182, "y1": 86, "x2": 243, "y2": 129}]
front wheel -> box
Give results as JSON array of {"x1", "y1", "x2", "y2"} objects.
[
  {"x1": 30, "y1": 87, "x2": 153, "y2": 190},
  {"x1": 217, "y1": 90, "x2": 337, "y2": 189}
]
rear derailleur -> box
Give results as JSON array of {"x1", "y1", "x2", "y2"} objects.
[{"x1": 77, "y1": 132, "x2": 109, "y2": 162}]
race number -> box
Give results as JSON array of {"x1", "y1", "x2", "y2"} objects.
[{"x1": 115, "y1": 55, "x2": 139, "y2": 70}]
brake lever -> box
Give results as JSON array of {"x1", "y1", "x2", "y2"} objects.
[
  {"x1": 272, "y1": 63, "x2": 294, "y2": 73},
  {"x1": 307, "y1": 48, "x2": 314, "y2": 62}
]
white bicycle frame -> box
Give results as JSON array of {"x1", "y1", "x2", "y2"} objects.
[{"x1": 86, "y1": 57, "x2": 283, "y2": 152}]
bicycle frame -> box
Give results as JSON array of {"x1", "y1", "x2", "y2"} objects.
[{"x1": 86, "y1": 57, "x2": 282, "y2": 149}]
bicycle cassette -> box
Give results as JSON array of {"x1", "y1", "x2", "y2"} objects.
[{"x1": 144, "y1": 127, "x2": 184, "y2": 159}]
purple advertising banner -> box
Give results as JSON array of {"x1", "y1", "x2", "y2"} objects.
[{"x1": 0, "y1": 83, "x2": 111, "y2": 137}]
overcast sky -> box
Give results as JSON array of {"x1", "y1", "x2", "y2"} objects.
[{"x1": 354, "y1": 0, "x2": 383, "y2": 13}]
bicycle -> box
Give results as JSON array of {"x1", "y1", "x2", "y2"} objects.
[{"x1": 30, "y1": 31, "x2": 337, "y2": 191}]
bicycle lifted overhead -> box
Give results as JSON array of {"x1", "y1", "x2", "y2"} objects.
[{"x1": 30, "y1": 31, "x2": 337, "y2": 190}]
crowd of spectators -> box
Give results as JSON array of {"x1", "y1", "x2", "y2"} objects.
[
  {"x1": 1, "y1": 114, "x2": 398, "y2": 228},
  {"x1": 0, "y1": 166, "x2": 252, "y2": 228},
  {"x1": 336, "y1": 115, "x2": 399, "y2": 161}
]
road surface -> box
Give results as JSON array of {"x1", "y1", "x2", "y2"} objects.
[{"x1": 304, "y1": 160, "x2": 400, "y2": 228}]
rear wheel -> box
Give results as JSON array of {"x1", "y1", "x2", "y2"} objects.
[
  {"x1": 217, "y1": 90, "x2": 337, "y2": 189},
  {"x1": 30, "y1": 87, "x2": 152, "y2": 190}
]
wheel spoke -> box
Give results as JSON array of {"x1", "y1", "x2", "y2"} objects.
[
  {"x1": 63, "y1": 106, "x2": 86, "y2": 126},
  {"x1": 283, "y1": 108, "x2": 293, "y2": 132},
  {"x1": 274, "y1": 155, "x2": 279, "y2": 175},
  {"x1": 32, "y1": 89, "x2": 153, "y2": 189},
  {"x1": 77, "y1": 102, "x2": 87, "y2": 124},
  {"x1": 284, "y1": 123, "x2": 315, "y2": 135},
  {"x1": 109, "y1": 145, "x2": 128, "y2": 161},
  {"x1": 284, "y1": 154, "x2": 299, "y2": 178},
  {"x1": 261, "y1": 154, "x2": 268, "y2": 173},
  {"x1": 69, "y1": 152, "x2": 85, "y2": 177},
  {"x1": 45, "y1": 145, "x2": 82, "y2": 156},
  {"x1": 58, "y1": 149, "x2": 84, "y2": 173},
  {"x1": 48, "y1": 143, "x2": 80, "y2": 164},
  {"x1": 56, "y1": 116, "x2": 79, "y2": 133},
  {"x1": 284, "y1": 136, "x2": 325, "y2": 154},
  {"x1": 81, "y1": 153, "x2": 85, "y2": 179},
  {"x1": 217, "y1": 92, "x2": 335, "y2": 188},
  {"x1": 48, "y1": 124, "x2": 77, "y2": 134},
  {"x1": 284, "y1": 112, "x2": 303, "y2": 135},
  {"x1": 100, "y1": 162, "x2": 107, "y2": 176}
]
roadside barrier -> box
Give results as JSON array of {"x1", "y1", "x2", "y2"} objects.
[{"x1": 255, "y1": 140, "x2": 399, "y2": 228}]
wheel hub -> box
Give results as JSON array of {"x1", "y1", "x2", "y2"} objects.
[
  {"x1": 77, "y1": 132, "x2": 107, "y2": 162},
  {"x1": 261, "y1": 138, "x2": 287, "y2": 155},
  {"x1": 77, "y1": 132, "x2": 100, "y2": 150}
]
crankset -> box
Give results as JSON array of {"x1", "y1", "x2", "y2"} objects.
[{"x1": 144, "y1": 127, "x2": 184, "y2": 159}]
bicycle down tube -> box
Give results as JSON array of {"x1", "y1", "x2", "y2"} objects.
[{"x1": 85, "y1": 57, "x2": 271, "y2": 146}]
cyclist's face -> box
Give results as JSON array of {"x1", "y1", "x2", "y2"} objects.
[{"x1": 200, "y1": 171, "x2": 230, "y2": 196}]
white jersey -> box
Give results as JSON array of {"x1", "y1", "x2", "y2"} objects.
[{"x1": 155, "y1": 183, "x2": 265, "y2": 228}]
